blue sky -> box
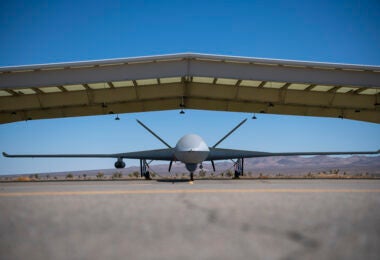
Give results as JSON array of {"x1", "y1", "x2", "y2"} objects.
[{"x1": 0, "y1": 0, "x2": 379, "y2": 174}]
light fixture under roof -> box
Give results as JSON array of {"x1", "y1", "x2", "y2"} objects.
[{"x1": 179, "y1": 96, "x2": 185, "y2": 114}]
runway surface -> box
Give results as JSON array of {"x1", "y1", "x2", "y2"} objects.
[{"x1": 1, "y1": 179, "x2": 379, "y2": 260}]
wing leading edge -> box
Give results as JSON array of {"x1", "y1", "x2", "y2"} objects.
[
  {"x1": 2, "y1": 148, "x2": 175, "y2": 161},
  {"x1": 4, "y1": 148, "x2": 379, "y2": 161},
  {"x1": 206, "y1": 148, "x2": 380, "y2": 161}
]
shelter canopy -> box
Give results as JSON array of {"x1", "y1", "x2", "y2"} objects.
[{"x1": 0, "y1": 53, "x2": 379, "y2": 124}]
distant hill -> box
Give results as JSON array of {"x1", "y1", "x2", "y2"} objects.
[
  {"x1": 149, "y1": 155, "x2": 380, "y2": 176},
  {"x1": 3, "y1": 155, "x2": 379, "y2": 178},
  {"x1": 241, "y1": 155, "x2": 380, "y2": 175}
]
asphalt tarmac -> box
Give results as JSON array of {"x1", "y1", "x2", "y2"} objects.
[{"x1": 1, "y1": 179, "x2": 379, "y2": 260}]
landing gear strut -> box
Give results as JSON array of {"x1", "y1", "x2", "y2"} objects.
[
  {"x1": 190, "y1": 172, "x2": 194, "y2": 181},
  {"x1": 140, "y1": 159, "x2": 151, "y2": 180},
  {"x1": 233, "y1": 158, "x2": 244, "y2": 179}
]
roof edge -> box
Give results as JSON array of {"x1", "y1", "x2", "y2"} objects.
[{"x1": 1, "y1": 53, "x2": 380, "y2": 72}]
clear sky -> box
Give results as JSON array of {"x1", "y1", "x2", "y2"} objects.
[{"x1": 0, "y1": 0, "x2": 379, "y2": 175}]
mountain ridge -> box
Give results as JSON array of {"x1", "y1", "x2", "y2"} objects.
[{"x1": 3, "y1": 155, "x2": 379, "y2": 178}]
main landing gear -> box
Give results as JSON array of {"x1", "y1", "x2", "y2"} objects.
[
  {"x1": 140, "y1": 159, "x2": 151, "y2": 180},
  {"x1": 144, "y1": 171, "x2": 151, "y2": 180},
  {"x1": 233, "y1": 158, "x2": 244, "y2": 179},
  {"x1": 190, "y1": 172, "x2": 194, "y2": 181}
]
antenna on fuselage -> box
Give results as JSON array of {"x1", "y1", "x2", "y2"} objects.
[
  {"x1": 136, "y1": 119, "x2": 172, "y2": 148},
  {"x1": 212, "y1": 118, "x2": 248, "y2": 148}
]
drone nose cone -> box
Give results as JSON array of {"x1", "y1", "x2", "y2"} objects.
[
  {"x1": 175, "y1": 134, "x2": 209, "y2": 152},
  {"x1": 174, "y1": 134, "x2": 210, "y2": 164}
]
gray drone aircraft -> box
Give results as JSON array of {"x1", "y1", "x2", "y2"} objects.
[{"x1": 3, "y1": 119, "x2": 379, "y2": 181}]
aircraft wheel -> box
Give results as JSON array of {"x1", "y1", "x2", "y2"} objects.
[{"x1": 144, "y1": 171, "x2": 151, "y2": 180}]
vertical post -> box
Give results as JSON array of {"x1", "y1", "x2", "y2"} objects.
[
  {"x1": 140, "y1": 159, "x2": 143, "y2": 177},
  {"x1": 241, "y1": 158, "x2": 244, "y2": 176},
  {"x1": 142, "y1": 159, "x2": 147, "y2": 175}
]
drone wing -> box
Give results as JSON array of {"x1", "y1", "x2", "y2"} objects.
[
  {"x1": 206, "y1": 148, "x2": 380, "y2": 160},
  {"x1": 3, "y1": 148, "x2": 176, "y2": 161}
]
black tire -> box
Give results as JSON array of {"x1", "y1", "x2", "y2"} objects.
[{"x1": 144, "y1": 171, "x2": 151, "y2": 180}]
